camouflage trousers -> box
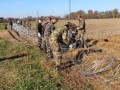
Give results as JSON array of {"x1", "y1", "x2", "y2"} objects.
[
  {"x1": 49, "y1": 39, "x2": 62, "y2": 66},
  {"x1": 41, "y1": 38, "x2": 46, "y2": 52},
  {"x1": 76, "y1": 30, "x2": 85, "y2": 47},
  {"x1": 76, "y1": 30, "x2": 84, "y2": 40},
  {"x1": 44, "y1": 37, "x2": 53, "y2": 58}
]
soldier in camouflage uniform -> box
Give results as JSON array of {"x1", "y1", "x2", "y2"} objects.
[
  {"x1": 67, "y1": 22, "x2": 72, "y2": 42},
  {"x1": 67, "y1": 22, "x2": 78, "y2": 46},
  {"x1": 76, "y1": 15, "x2": 86, "y2": 47},
  {"x1": 41, "y1": 17, "x2": 52, "y2": 52},
  {"x1": 49, "y1": 23, "x2": 77, "y2": 70},
  {"x1": 49, "y1": 25, "x2": 68, "y2": 70},
  {"x1": 9, "y1": 19, "x2": 13, "y2": 30},
  {"x1": 44, "y1": 17, "x2": 58, "y2": 59}
]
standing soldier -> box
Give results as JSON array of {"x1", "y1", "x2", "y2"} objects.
[
  {"x1": 23, "y1": 20, "x2": 27, "y2": 27},
  {"x1": 66, "y1": 22, "x2": 72, "y2": 42},
  {"x1": 67, "y1": 22, "x2": 77, "y2": 47},
  {"x1": 9, "y1": 19, "x2": 13, "y2": 30},
  {"x1": 76, "y1": 15, "x2": 86, "y2": 47},
  {"x1": 41, "y1": 17, "x2": 52, "y2": 52},
  {"x1": 42, "y1": 17, "x2": 52, "y2": 35},
  {"x1": 49, "y1": 23, "x2": 76, "y2": 70},
  {"x1": 44, "y1": 17, "x2": 58, "y2": 59},
  {"x1": 36, "y1": 18, "x2": 43, "y2": 50}
]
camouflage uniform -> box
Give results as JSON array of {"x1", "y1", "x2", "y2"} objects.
[
  {"x1": 41, "y1": 22, "x2": 49, "y2": 52},
  {"x1": 76, "y1": 17, "x2": 86, "y2": 47},
  {"x1": 9, "y1": 19, "x2": 13, "y2": 30},
  {"x1": 23, "y1": 20, "x2": 27, "y2": 27},
  {"x1": 49, "y1": 26, "x2": 68, "y2": 66},
  {"x1": 67, "y1": 23, "x2": 77, "y2": 44},
  {"x1": 44, "y1": 22, "x2": 55, "y2": 58}
]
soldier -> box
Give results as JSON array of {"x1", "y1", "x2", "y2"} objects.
[
  {"x1": 42, "y1": 17, "x2": 52, "y2": 34},
  {"x1": 9, "y1": 19, "x2": 13, "y2": 30},
  {"x1": 23, "y1": 20, "x2": 27, "y2": 27},
  {"x1": 67, "y1": 22, "x2": 72, "y2": 42},
  {"x1": 49, "y1": 23, "x2": 77, "y2": 70},
  {"x1": 41, "y1": 17, "x2": 52, "y2": 52},
  {"x1": 44, "y1": 17, "x2": 58, "y2": 59},
  {"x1": 36, "y1": 18, "x2": 43, "y2": 50},
  {"x1": 76, "y1": 15, "x2": 86, "y2": 47},
  {"x1": 67, "y1": 22, "x2": 78, "y2": 47}
]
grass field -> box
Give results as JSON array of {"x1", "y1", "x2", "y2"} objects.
[
  {"x1": 1, "y1": 19, "x2": 120, "y2": 90},
  {"x1": 0, "y1": 23, "x2": 8, "y2": 30},
  {"x1": 0, "y1": 34, "x2": 70, "y2": 90}
]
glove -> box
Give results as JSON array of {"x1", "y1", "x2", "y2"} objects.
[
  {"x1": 37, "y1": 33, "x2": 41, "y2": 37},
  {"x1": 72, "y1": 31, "x2": 76, "y2": 34},
  {"x1": 77, "y1": 27, "x2": 80, "y2": 30},
  {"x1": 69, "y1": 44, "x2": 73, "y2": 49}
]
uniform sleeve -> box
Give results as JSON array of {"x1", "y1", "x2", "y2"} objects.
[
  {"x1": 51, "y1": 24, "x2": 55, "y2": 32},
  {"x1": 79, "y1": 18, "x2": 85, "y2": 29},
  {"x1": 62, "y1": 28, "x2": 68, "y2": 45}
]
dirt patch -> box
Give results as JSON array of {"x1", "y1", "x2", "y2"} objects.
[
  {"x1": 0, "y1": 30, "x2": 33, "y2": 45},
  {"x1": 0, "y1": 30, "x2": 24, "y2": 42}
]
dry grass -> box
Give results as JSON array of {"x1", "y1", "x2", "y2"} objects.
[
  {"x1": 1, "y1": 18, "x2": 120, "y2": 90},
  {"x1": 56, "y1": 19, "x2": 120, "y2": 90}
]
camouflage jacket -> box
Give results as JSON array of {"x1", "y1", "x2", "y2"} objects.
[
  {"x1": 44, "y1": 22, "x2": 55, "y2": 38},
  {"x1": 42, "y1": 22, "x2": 48, "y2": 37},
  {"x1": 50, "y1": 26, "x2": 68, "y2": 44},
  {"x1": 79, "y1": 18, "x2": 85, "y2": 30}
]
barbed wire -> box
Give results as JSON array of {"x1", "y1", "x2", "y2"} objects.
[
  {"x1": 71, "y1": 46, "x2": 120, "y2": 83},
  {"x1": 12, "y1": 24, "x2": 120, "y2": 83},
  {"x1": 12, "y1": 23, "x2": 37, "y2": 42}
]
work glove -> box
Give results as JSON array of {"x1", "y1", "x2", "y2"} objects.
[
  {"x1": 37, "y1": 33, "x2": 41, "y2": 38},
  {"x1": 69, "y1": 44, "x2": 73, "y2": 49}
]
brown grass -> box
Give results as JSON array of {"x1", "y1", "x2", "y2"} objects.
[{"x1": 1, "y1": 19, "x2": 120, "y2": 90}]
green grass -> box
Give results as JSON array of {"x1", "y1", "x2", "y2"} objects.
[
  {"x1": 0, "y1": 38, "x2": 67, "y2": 90},
  {"x1": 0, "y1": 23, "x2": 8, "y2": 30}
]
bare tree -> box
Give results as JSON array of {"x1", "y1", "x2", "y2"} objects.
[
  {"x1": 112, "y1": 9, "x2": 119, "y2": 18},
  {"x1": 88, "y1": 10, "x2": 94, "y2": 19}
]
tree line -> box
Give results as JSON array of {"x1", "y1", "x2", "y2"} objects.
[{"x1": 64, "y1": 8, "x2": 120, "y2": 19}]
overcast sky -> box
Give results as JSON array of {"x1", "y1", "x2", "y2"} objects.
[{"x1": 0, "y1": 0, "x2": 120, "y2": 18}]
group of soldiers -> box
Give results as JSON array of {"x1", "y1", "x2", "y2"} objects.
[{"x1": 36, "y1": 15, "x2": 86, "y2": 71}]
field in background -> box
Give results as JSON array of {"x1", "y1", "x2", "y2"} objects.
[
  {"x1": 30, "y1": 18, "x2": 120, "y2": 40},
  {"x1": 0, "y1": 23, "x2": 8, "y2": 30}
]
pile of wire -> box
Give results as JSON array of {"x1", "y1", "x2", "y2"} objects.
[
  {"x1": 12, "y1": 23, "x2": 37, "y2": 41},
  {"x1": 71, "y1": 46, "x2": 120, "y2": 83}
]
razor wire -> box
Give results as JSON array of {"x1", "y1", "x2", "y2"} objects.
[
  {"x1": 71, "y1": 46, "x2": 120, "y2": 83},
  {"x1": 94, "y1": 63, "x2": 120, "y2": 83},
  {"x1": 80, "y1": 56, "x2": 116, "y2": 76},
  {"x1": 12, "y1": 23, "x2": 120, "y2": 83},
  {"x1": 60, "y1": 44, "x2": 119, "y2": 83},
  {"x1": 12, "y1": 23, "x2": 37, "y2": 41},
  {"x1": 72, "y1": 46, "x2": 115, "y2": 75},
  {"x1": 51, "y1": 39, "x2": 120, "y2": 83}
]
